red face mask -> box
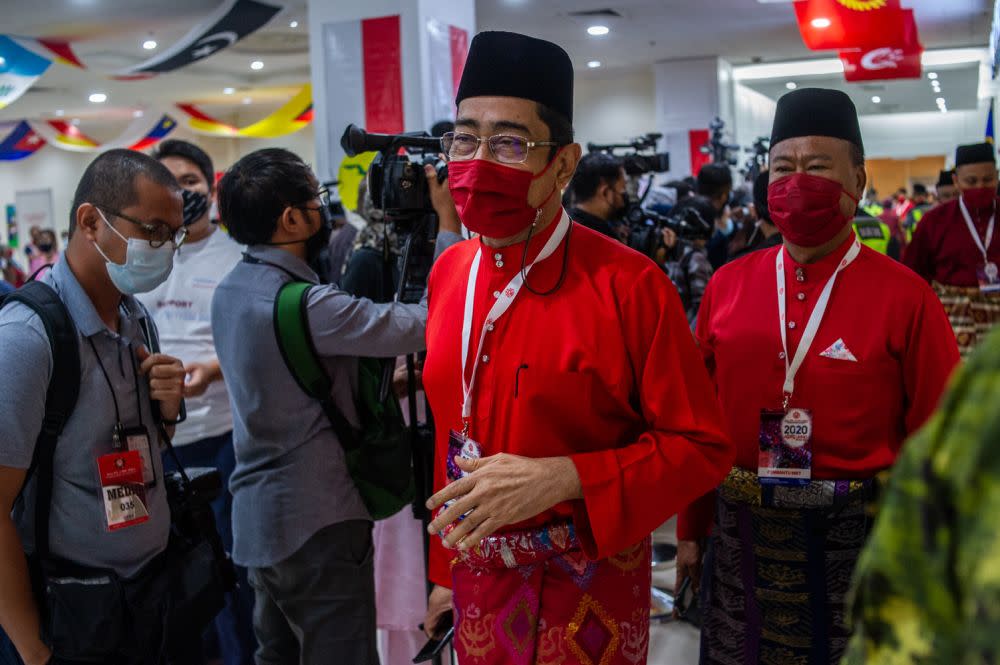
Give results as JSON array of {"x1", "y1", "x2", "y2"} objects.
[
  {"x1": 448, "y1": 156, "x2": 559, "y2": 239},
  {"x1": 961, "y1": 186, "x2": 996, "y2": 211},
  {"x1": 768, "y1": 173, "x2": 858, "y2": 248}
]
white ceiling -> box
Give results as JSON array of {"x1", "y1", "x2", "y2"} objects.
[{"x1": 0, "y1": 0, "x2": 993, "y2": 128}]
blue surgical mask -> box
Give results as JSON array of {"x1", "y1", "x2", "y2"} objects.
[{"x1": 93, "y1": 209, "x2": 174, "y2": 294}]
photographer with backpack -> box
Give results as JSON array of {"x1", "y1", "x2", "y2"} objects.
[
  {"x1": 211, "y1": 148, "x2": 461, "y2": 665},
  {"x1": 0, "y1": 151, "x2": 191, "y2": 665}
]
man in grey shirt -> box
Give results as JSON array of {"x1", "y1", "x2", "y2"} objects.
[
  {"x1": 0, "y1": 151, "x2": 187, "y2": 665},
  {"x1": 212, "y1": 148, "x2": 461, "y2": 665}
]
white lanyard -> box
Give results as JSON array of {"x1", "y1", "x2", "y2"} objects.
[
  {"x1": 460, "y1": 210, "x2": 571, "y2": 425},
  {"x1": 958, "y1": 196, "x2": 996, "y2": 266},
  {"x1": 775, "y1": 237, "x2": 862, "y2": 408}
]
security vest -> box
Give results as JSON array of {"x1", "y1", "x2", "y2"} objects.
[
  {"x1": 853, "y1": 217, "x2": 891, "y2": 255},
  {"x1": 904, "y1": 204, "x2": 932, "y2": 243}
]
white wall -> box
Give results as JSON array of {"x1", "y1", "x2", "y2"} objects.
[
  {"x1": 733, "y1": 83, "x2": 777, "y2": 151},
  {"x1": 860, "y1": 107, "x2": 987, "y2": 161},
  {"x1": 574, "y1": 69, "x2": 656, "y2": 151},
  {"x1": 0, "y1": 122, "x2": 316, "y2": 260}
]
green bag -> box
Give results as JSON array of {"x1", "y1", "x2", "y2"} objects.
[{"x1": 273, "y1": 281, "x2": 414, "y2": 520}]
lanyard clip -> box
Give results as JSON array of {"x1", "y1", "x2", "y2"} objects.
[
  {"x1": 782, "y1": 393, "x2": 791, "y2": 412},
  {"x1": 461, "y1": 419, "x2": 470, "y2": 438},
  {"x1": 112, "y1": 423, "x2": 125, "y2": 450}
]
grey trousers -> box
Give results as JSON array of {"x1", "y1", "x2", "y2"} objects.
[{"x1": 248, "y1": 520, "x2": 379, "y2": 665}]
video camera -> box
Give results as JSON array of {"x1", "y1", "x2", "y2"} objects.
[
  {"x1": 587, "y1": 133, "x2": 670, "y2": 175},
  {"x1": 625, "y1": 204, "x2": 714, "y2": 259},
  {"x1": 341, "y1": 124, "x2": 448, "y2": 304},
  {"x1": 701, "y1": 117, "x2": 741, "y2": 167}
]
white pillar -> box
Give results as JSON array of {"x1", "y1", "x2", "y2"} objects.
[
  {"x1": 307, "y1": 0, "x2": 475, "y2": 184},
  {"x1": 653, "y1": 57, "x2": 737, "y2": 181}
]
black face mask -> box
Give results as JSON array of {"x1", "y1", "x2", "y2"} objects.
[
  {"x1": 305, "y1": 206, "x2": 334, "y2": 266},
  {"x1": 181, "y1": 189, "x2": 209, "y2": 227},
  {"x1": 38, "y1": 243, "x2": 54, "y2": 253}
]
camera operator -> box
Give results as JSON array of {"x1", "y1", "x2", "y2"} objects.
[
  {"x1": 0, "y1": 151, "x2": 188, "y2": 665},
  {"x1": 698, "y1": 164, "x2": 737, "y2": 269},
  {"x1": 210, "y1": 148, "x2": 460, "y2": 665},
  {"x1": 565, "y1": 152, "x2": 628, "y2": 240},
  {"x1": 661, "y1": 195, "x2": 716, "y2": 330}
]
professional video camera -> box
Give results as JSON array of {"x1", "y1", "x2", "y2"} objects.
[
  {"x1": 341, "y1": 124, "x2": 447, "y2": 304},
  {"x1": 701, "y1": 117, "x2": 741, "y2": 167},
  {"x1": 741, "y1": 136, "x2": 769, "y2": 184},
  {"x1": 625, "y1": 201, "x2": 714, "y2": 259},
  {"x1": 587, "y1": 133, "x2": 670, "y2": 175}
]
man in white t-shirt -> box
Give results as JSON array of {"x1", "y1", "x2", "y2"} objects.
[{"x1": 137, "y1": 139, "x2": 254, "y2": 665}]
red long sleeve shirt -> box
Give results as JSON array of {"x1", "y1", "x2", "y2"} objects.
[
  {"x1": 677, "y1": 232, "x2": 959, "y2": 541},
  {"x1": 903, "y1": 197, "x2": 1000, "y2": 287},
  {"x1": 423, "y1": 215, "x2": 734, "y2": 587}
]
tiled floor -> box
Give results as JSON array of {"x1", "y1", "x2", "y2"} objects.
[{"x1": 648, "y1": 516, "x2": 701, "y2": 664}]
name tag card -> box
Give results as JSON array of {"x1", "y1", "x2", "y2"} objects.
[
  {"x1": 758, "y1": 408, "x2": 813, "y2": 486},
  {"x1": 97, "y1": 451, "x2": 150, "y2": 531}
]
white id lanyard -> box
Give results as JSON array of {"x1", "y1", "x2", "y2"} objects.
[
  {"x1": 775, "y1": 237, "x2": 862, "y2": 409},
  {"x1": 460, "y1": 210, "x2": 571, "y2": 427},
  {"x1": 958, "y1": 196, "x2": 996, "y2": 268}
]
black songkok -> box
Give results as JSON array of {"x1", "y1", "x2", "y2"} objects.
[
  {"x1": 770, "y1": 88, "x2": 864, "y2": 155},
  {"x1": 455, "y1": 31, "x2": 574, "y2": 123},
  {"x1": 955, "y1": 142, "x2": 996, "y2": 167}
]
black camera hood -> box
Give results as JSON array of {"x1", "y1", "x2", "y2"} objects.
[{"x1": 341, "y1": 124, "x2": 441, "y2": 156}]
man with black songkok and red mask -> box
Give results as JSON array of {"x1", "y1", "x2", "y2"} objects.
[
  {"x1": 675, "y1": 88, "x2": 959, "y2": 665},
  {"x1": 419, "y1": 30, "x2": 733, "y2": 665},
  {"x1": 904, "y1": 143, "x2": 1000, "y2": 356}
]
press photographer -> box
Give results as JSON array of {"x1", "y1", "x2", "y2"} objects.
[
  {"x1": 659, "y1": 195, "x2": 716, "y2": 329},
  {"x1": 210, "y1": 146, "x2": 460, "y2": 665},
  {"x1": 0, "y1": 150, "x2": 230, "y2": 665},
  {"x1": 565, "y1": 152, "x2": 628, "y2": 241}
]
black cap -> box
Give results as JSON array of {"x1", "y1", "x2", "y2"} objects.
[
  {"x1": 455, "y1": 31, "x2": 574, "y2": 124},
  {"x1": 955, "y1": 142, "x2": 996, "y2": 168},
  {"x1": 936, "y1": 169, "x2": 955, "y2": 188},
  {"x1": 753, "y1": 171, "x2": 771, "y2": 223},
  {"x1": 770, "y1": 88, "x2": 864, "y2": 154}
]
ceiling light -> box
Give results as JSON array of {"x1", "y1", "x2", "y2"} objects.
[
  {"x1": 587, "y1": 25, "x2": 609, "y2": 36},
  {"x1": 242, "y1": 97, "x2": 252, "y2": 105},
  {"x1": 927, "y1": 72, "x2": 938, "y2": 80},
  {"x1": 587, "y1": 60, "x2": 601, "y2": 68},
  {"x1": 70, "y1": 118, "x2": 80, "y2": 126},
  {"x1": 88, "y1": 92, "x2": 107, "y2": 103},
  {"x1": 733, "y1": 58, "x2": 844, "y2": 81},
  {"x1": 786, "y1": 81, "x2": 797, "y2": 90},
  {"x1": 936, "y1": 97, "x2": 946, "y2": 105},
  {"x1": 54, "y1": 109, "x2": 64, "y2": 117},
  {"x1": 223, "y1": 87, "x2": 235, "y2": 95},
  {"x1": 133, "y1": 109, "x2": 144, "y2": 118},
  {"x1": 871, "y1": 96, "x2": 881, "y2": 103},
  {"x1": 922, "y1": 48, "x2": 986, "y2": 67},
  {"x1": 142, "y1": 39, "x2": 157, "y2": 50},
  {"x1": 811, "y1": 17, "x2": 832, "y2": 29},
  {"x1": 250, "y1": 60, "x2": 264, "y2": 70},
  {"x1": 0, "y1": 57, "x2": 6, "y2": 67},
  {"x1": 289, "y1": 20, "x2": 299, "y2": 28}
]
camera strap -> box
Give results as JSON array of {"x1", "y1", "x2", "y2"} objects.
[{"x1": 460, "y1": 210, "x2": 570, "y2": 430}]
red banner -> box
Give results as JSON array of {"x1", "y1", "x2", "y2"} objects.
[
  {"x1": 794, "y1": 0, "x2": 909, "y2": 51},
  {"x1": 840, "y1": 10, "x2": 922, "y2": 82},
  {"x1": 361, "y1": 15, "x2": 404, "y2": 134},
  {"x1": 449, "y1": 26, "x2": 469, "y2": 99},
  {"x1": 689, "y1": 130, "x2": 711, "y2": 177}
]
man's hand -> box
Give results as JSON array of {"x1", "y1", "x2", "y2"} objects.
[
  {"x1": 425, "y1": 163, "x2": 462, "y2": 235},
  {"x1": 136, "y1": 346, "x2": 185, "y2": 422},
  {"x1": 674, "y1": 539, "x2": 704, "y2": 618},
  {"x1": 183, "y1": 360, "x2": 221, "y2": 398},
  {"x1": 426, "y1": 454, "x2": 582, "y2": 550},
  {"x1": 22, "y1": 645, "x2": 51, "y2": 665},
  {"x1": 423, "y1": 585, "x2": 453, "y2": 639},
  {"x1": 392, "y1": 363, "x2": 422, "y2": 399}
]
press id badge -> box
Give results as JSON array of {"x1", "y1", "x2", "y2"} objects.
[
  {"x1": 977, "y1": 262, "x2": 1000, "y2": 293},
  {"x1": 118, "y1": 425, "x2": 155, "y2": 486},
  {"x1": 97, "y1": 451, "x2": 150, "y2": 531},
  {"x1": 758, "y1": 408, "x2": 813, "y2": 486}
]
